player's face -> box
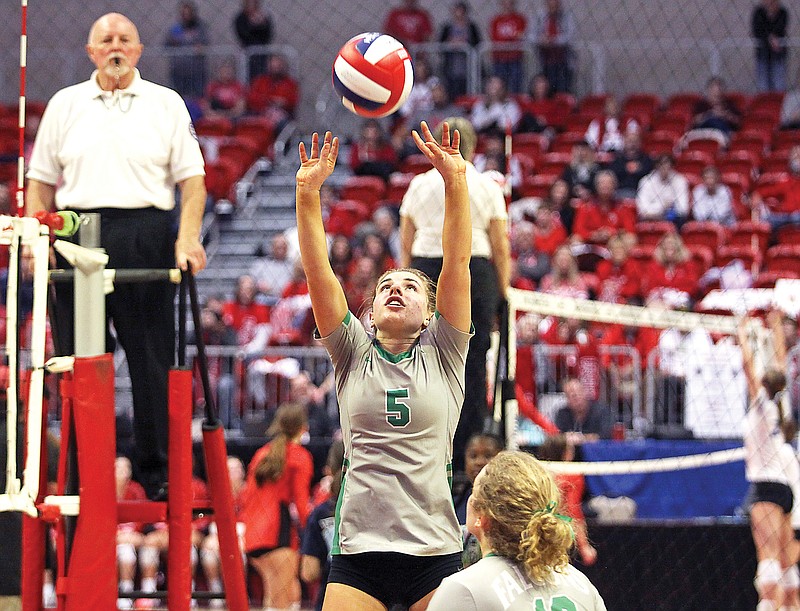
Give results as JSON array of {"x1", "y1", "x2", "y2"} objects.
[
  {"x1": 87, "y1": 15, "x2": 143, "y2": 81},
  {"x1": 372, "y1": 271, "x2": 431, "y2": 337}
]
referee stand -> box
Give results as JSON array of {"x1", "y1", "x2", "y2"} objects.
[{"x1": 22, "y1": 214, "x2": 247, "y2": 611}]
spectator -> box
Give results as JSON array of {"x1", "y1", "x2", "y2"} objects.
[
  {"x1": 780, "y1": 83, "x2": 800, "y2": 129},
  {"x1": 489, "y1": 0, "x2": 528, "y2": 94},
  {"x1": 517, "y1": 72, "x2": 554, "y2": 134},
  {"x1": 546, "y1": 176, "x2": 576, "y2": 234},
  {"x1": 751, "y1": 0, "x2": 789, "y2": 92},
  {"x1": 343, "y1": 255, "x2": 380, "y2": 317},
  {"x1": 233, "y1": 0, "x2": 273, "y2": 80},
  {"x1": 561, "y1": 140, "x2": 600, "y2": 200},
  {"x1": 200, "y1": 60, "x2": 246, "y2": 121},
  {"x1": 115, "y1": 456, "x2": 147, "y2": 610},
  {"x1": 328, "y1": 234, "x2": 354, "y2": 281},
  {"x1": 246, "y1": 54, "x2": 299, "y2": 129},
  {"x1": 532, "y1": 0, "x2": 576, "y2": 93},
  {"x1": 472, "y1": 132, "x2": 524, "y2": 193},
  {"x1": 438, "y1": 1, "x2": 481, "y2": 99},
  {"x1": 222, "y1": 274, "x2": 271, "y2": 352},
  {"x1": 537, "y1": 434, "x2": 598, "y2": 565},
  {"x1": 573, "y1": 171, "x2": 636, "y2": 243},
  {"x1": 404, "y1": 80, "x2": 465, "y2": 144},
  {"x1": 241, "y1": 402, "x2": 313, "y2": 611},
  {"x1": 359, "y1": 232, "x2": 397, "y2": 273},
  {"x1": 595, "y1": 234, "x2": 640, "y2": 304},
  {"x1": 164, "y1": 1, "x2": 209, "y2": 101},
  {"x1": 554, "y1": 377, "x2": 613, "y2": 440},
  {"x1": 383, "y1": 0, "x2": 434, "y2": 46},
  {"x1": 200, "y1": 456, "x2": 246, "y2": 608},
  {"x1": 539, "y1": 243, "x2": 589, "y2": 299},
  {"x1": 287, "y1": 371, "x2": 335, "y2": 442},
  {"x1": 372, "y1": 206, "x2": 402, "y2": 262},
  {"x1": 636, "y1": 154, "x2": 690, "y2": 224},
  {"x1": 300, "y1": 440, "x2": 345, "y2": 611},
  {"x1": 189, "y1": 306, "x2": 239, "y2": 428},
  {"x1": 249, "y1": 234, "x2": 295, "y2": 303},
  {"x1": 398, "y1": 57, "x2": 437, "y2": 123},
  {"x1": 470, "y1": 75, "x2": 522, "y2": 136},
  {"x1": 691, "y1": 77, "x2": 741, "y2": 136},
  {"x1": 452, "y1": 433, "x2": 504, "y2": 525},
  {"x1": 609, "y1": 130, "x2": 653, "y2": 199},
  {"x1": 348, "y1": 118, "x2": 398, "y2": 183},
  {"x1": 531, "y1": 201, "x2": 568, "y2": 256},
  {"x1": 640, "y1": 232, "x2": 699, "y2": 306},
  {"x1": 751, "y1": 144, "x2": 800, "y2": 230},
  {"x1": 691, "y1": 165, "x2": 736, "y2": 225},
  {"x1": 585, "y1": 95, "x2": 639, "y2": 153},
  {"x1": 510, "y1": 221, "x2": 551, "y2": 287}
]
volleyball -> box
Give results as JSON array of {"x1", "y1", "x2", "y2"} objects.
[{"x1": 332, "y1": 32, "x2": 414, "y2": 118}]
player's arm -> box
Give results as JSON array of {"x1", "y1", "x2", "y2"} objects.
[
  {"x1": 25, "y1": 179, "x2": 56, "y2": 215},
  {"x1": 299, "y1": 554, "x2": 321, "y2": 584},
  {"x1": 296, "y1": 132, "x2": 348, "y2": 337},
  {"x1": 175, "y1": 174, "x2": 208, "y2": 273},
  {"x1": 737, "y1": 317, "x2": 759, "y2": 402},
  {"x1": 412, "y1": 121, "x2": 471, "y2": 332}
]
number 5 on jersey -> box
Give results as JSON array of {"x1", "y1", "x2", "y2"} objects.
[{"x1": 385, "y1": 388, "x2": 410, "y2": 427}]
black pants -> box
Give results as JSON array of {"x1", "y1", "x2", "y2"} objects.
[
  {"x1": 410, "y1": 256, "x2": 500, "y2": 473},
  {"x1": 53, "y1": 208, "x2": 176, "y2": 497}
]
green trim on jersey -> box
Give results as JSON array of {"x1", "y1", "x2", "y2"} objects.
[
  {"x1": 373, "y1": 340, "x2": 415, "y2": 363},
  {"x1": 343, "y1": 311, "x2": 352, "y2": 325},
  {"x1": 331, "y1": 457, "x2": 349, "y2": 555},
  {"x1": 446, "y1": 461, "x2": 453, "y2": 489}
]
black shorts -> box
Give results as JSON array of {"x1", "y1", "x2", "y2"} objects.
[
  {"x1": 747, "y1": 481, "x2": 794, "y2": 514},
  {"x1": 328, "y1": 551, "x2": 462, "y2": 607},
  {"x1": 246, "y1": 503, "x2": 292, "y2": 558}
]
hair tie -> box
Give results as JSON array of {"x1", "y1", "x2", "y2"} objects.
[{"x1": 534, "y1": 501, "x2": 573, "y2": 524}]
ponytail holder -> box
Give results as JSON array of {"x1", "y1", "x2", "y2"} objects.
[{"x1": 534, "y1": 501, "x2": 573, "y2": 524}]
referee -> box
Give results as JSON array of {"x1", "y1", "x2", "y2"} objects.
[
  {"x1": 26, "y1": 13, "x2": 207, "y2": 500},
  {"x1": 400, "y1": 117, "x2": 511, "y2": 472}
]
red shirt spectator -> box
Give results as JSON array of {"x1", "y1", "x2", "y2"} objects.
[
  {"x1": 639, "y1": 233, "x2": 699, "y2": 302},
  {"x1": 490, "y1": 1, "x2": 527, "y2": 63},
  {"x1": 755, "y1": 176, "x2": 800, "y2": 214},
  {"x1": 539, "y1": 317, "x2": 601, "y2": 399},
  {"x1": 595, "y1": 235, "x2": 640, "y2": 303},
  {"x1": 222, "y1": 274, "x2": 270, "y2": 346},
  {"x1": 573, "y1": 199, "x2": 636, "y2": 244},
  {"x1": 246, "y1": 55, "x2": 300, "y2": 118},
  {"x1": 532, "y1": 205, "x2": 568, "y2": 256},
  {"x1": 383, "y1": 0, "x2": 434, "y2": 44}
]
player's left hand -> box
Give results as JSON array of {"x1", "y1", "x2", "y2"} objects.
[
  {"x1": 296, "y1": 131, "x2": 339, "y2": 191},
  {"x1": 411, "y1": 121, "x2": 466, "y2": 180},
  {"x1": 175, "y1": 237, "x2": 207, "y2": 273}
]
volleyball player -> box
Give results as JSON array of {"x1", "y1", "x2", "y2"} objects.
[
  {"x1": 428, "y1": 451, "x2": 607, "y2": 610},
  {"x1": 295, "y1": 122, "x2": 472, "y2": 611},
  {"x1": 738, "y1": 311, "x2": 800, "y2": 611}
]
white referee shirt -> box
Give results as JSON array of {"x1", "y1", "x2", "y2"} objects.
[
  {"x1": 400, "y1": 162, "x2": 507, "y2": 259},
  {"x1": 27, "y1": 69, "x2": 205, "y2": 211}
]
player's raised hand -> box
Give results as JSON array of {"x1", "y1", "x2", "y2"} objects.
[
  {"x1": 411, "y1": 121, "x2": 466, "y2": 180},
  {"x1": 296, "y1": 131, "x2": 339, "y2": 191}
]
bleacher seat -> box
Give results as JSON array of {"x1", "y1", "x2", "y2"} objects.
[
  {"x1": 511, "y1": 133, "x2": 547, "y2": 160},
  {"x1": 340, "y1": 175, "x2": 387, "y2": 210},
  {"x1": 680, "y1": 221, "x2": 727, "y2": 252},
  {"x1": 628, "y1": 244, "x2": 656, "y2": 266},
  {"x1": 326, "y1": 200, "x2": 371, "y2": 238},
  {"x1": 635, "y1": 221, "x2": 675, "y2": 247},
  {"x1": 650, "y1": 112, "x2": 689, "y2": 136},
  {"x1": 740, "y1": 113, "x2": 779, "y2": 134},
  {"x1": 560, "y1": 114, "x2": 594, "y2": 136},
  {"x1": 715, "y1": 244, "x2": 762, "y2": 272},
  {"x1": 727, "y1": 220, "x2": 771, "y2": 252},
  {"x1": 753, "y1": 270, "x2": 799, "y2": 289},
  {"x1": 665, "y1": 92, "x2": 703, "y2": 120},
  {"x1": 233, "y1": 117, "x2": 275, "y2": 152},
  {"x1": 760, "y1": 154, "x2": 789, "y2": 175},
  {"x1": 765, "y1": 245, "x2": 800, "y2": 276},
  {"x1": 771, "y1": 130, "x2": 800, "y2": 154},
  {"x1": 716, "y1": 157, "x2": 754, "y2": 182},
  {"x1": 623, "y1": 93, "x2": 660, "y2": 116},
  {"x1": 399, "y1": 154, "x2": 432, "y2": 175},
  {"x1": 205, "y1": 157, "x2": 240, "y2": 201},
  {"x1": 747, "y1": 92, "x2": 784, "y2": 120},
  {"x1": 385, "y1": 173, "x2": 414, "y2": 204},
  {"x1": 217, "y1": 137, "x2": 259, "y2": 176},
  {"x1": 520, "y1": 174, "x2": 555, "y2": 199},
  {"x1": 724, "y1": 91, "x2": 749, "y2": 114},
  {"x1": 776, "y1": 224, "x2": 800, "y2": 246},
  {"x1": 642, "y1": 131, "x2": 678, "y2": 157},
  {"x1": 195, "y1": 116, "x2": 234, "y2": 138},
  {"x1": 537, "y1": 152, "x2": 571, "y2": 178},
  {"x1": 549, "y1": 132, "x2": 586, "y2": 154},
  {"x1": 577, "y1": 93, "x2": 609, "y2": 116}
]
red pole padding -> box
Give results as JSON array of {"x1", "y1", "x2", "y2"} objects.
[
  {"x1": 64, "y1": 355, "x2": 117, "y2": 611},
  {"x1": 167, "y1": 369, "x2": 193, "y2": 611},
  {"x1": 202, "y1": 422, "x2": 248, "y2": 611}
]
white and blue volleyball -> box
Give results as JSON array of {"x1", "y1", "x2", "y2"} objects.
[{"x1": 332, "y1": 32, "x2": 414, "y2": 118}]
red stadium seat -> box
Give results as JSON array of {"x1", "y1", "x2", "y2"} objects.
[
  {"x1": 642, "y1": 131, "x2": 678, "y2": 157},
  {"x1": 622, "y1": 93, "x2": 660, "y2": 117},
  {"x1": 665, "y1": 92, "x2": 703, "y2": 119},
  {"x1": 761, "y1": 154, "x2": 790, "y2": 175},
  {"x1": 681, "y1": 137, "x2": 723, "y2": 159},
  {"x1": 740, "y1": 113, "x2": 779, "y2": 134},
  {"x1": 561, "y1": 114, "x2": 594, "y2": 136},
  {"x1": 753, "y1": 270, "x2": 799, "y2": 289},
  {"x1": 724, "y1": 91, "x2": 749, "y2": 114},
  {"x1": 217, "y1": 137, "x2": 259, "y2": 176},
  {"x1": 549, "y1": 132, "x2": 586, "y2": 154},
  {"x1": 681, "y1": 221, "x2": 727, "y2": 252},
  {"x1": 747, "y1": 92, "x2": 784, "y2": 120},
  {"x1": 577, "y1": 94, "x2": 609, "y2": 116},
  {"x1": 385, "y1": 172, "x2": 414, "y2": 204},
  {"x1": 399, "y1": 154, "x2": 431, "y2": 175},
  {"x1": 195, "y1": 116, "x2": 234, "y2": 138},
  {"x1": 635, "y1": 221, "x2": 675, "y2": 247},
  {"x1": 728, "y1": 134, "x2": 767, "y2": 163},
  {"x1": 716, "y1": 157, "x2": 755, "y2": 181},
  {"x1": 650, "y1": 112, "x2": 689, "y2": 136},
  {"x1": 204, "y1": 157, "x2": 240, "y2": 201},
  {"x1": 520, "y1": 174, "x2": 556, "y2": 198},
  {"x1": 686, "y1": 244, "x2": 714, "y2": 274},
  {"x1": 765, "y1": 245, "x2": 800, "y2": 276},
  {"x1": 727, "y1": 220, "x2": 771, "y2": 252},
  {"x1": 771, "y1": 130, "x2": 800, "y2": 154},
  {"x1": 715, "y1": 245, "x2": 762, "y2": 272},
  {"x1": 628, "y1": 244, "x2": 656, "y2": 266},
  {"x1": 325, "y1": 200, "x2": 371, "y2": 238},
  {"x1": 776, "y1": 224, "x2": 800, "y2": 246},
  {"x1": 511, "y1": 133, "x2": 547, "y2": 160},
  {"x1": 340, "y1": 175, "x2": 387, "y2": 210},
  {"x1": 233, "y1": 117, "x2": 275, "y2": 152}
]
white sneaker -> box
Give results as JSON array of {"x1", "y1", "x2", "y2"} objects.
[
  {"x1": 117, "y1": 598, "x2": 134, "y2": 610},
  {"x1": 209, "y1": 598, "x2": 225, "y2": 608}
]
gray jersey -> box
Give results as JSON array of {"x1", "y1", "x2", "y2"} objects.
[
  {"x1": 428, "y1": 556, "x2": 607, "y2": 611},
  {"x1": 318, "y1": 311, "x2": 471, "y2": 556}
]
